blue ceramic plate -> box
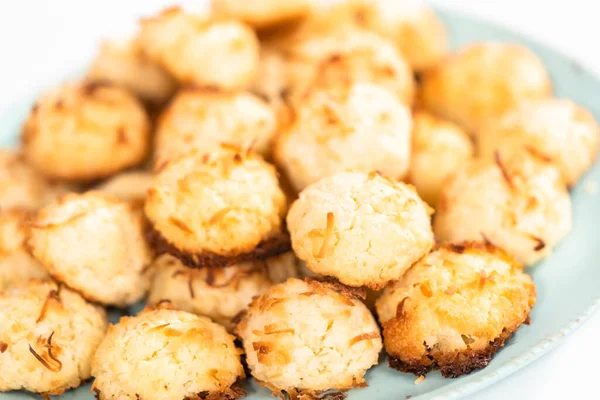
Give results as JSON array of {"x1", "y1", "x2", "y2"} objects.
[{"x1": 2, "y1": 8, "x2": 600, "y2": 400}]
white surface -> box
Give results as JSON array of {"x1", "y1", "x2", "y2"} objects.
[{"x1": 0, "y1": 1, "x2": 598, "y2": 399}]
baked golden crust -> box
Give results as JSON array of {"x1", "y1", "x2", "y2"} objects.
[
  {"x1": 147, "y1": 252, "x2": 298, "y2": 330},
  {"x1": 408, "y1": 111, "x2": 474, "y2": 208},
  {"x1": 145, "y1": 147, "x2": 288, "y2": 267},
  {"x1": 0, "y1": 209, "x2": 48, "y2": 292},
  {"x1": 91, "y1": 306, "x2": 245, "y2": 400},
  {"x1": 137, "y1": 7, "x2": 259, "y2": 90},
  {"x1": 21, "y1": 81, "x2": 151, "y2": 181},
  {"x1": 236, "y1": 278, "x2": 381, "y2": 397},
  {"x1": 28, "y1": 191, "x2": 154, "y2": 306},
  {"x1": 287, "y1": 172, "x2": 434, "y2": 289},
  {"x1": 87, "y1": 39, "x2": 177, "y2": 105},
  {"x1": 0, "y1": 280, "x2": 108, "y2": 394},
  {"x1": 154, "y1": 88, "x2": 277, "y2": 164},
  {"x1": 274, "y1": 83, "x2": 413, "y2": 192},
  {"x1": 433, "y1": 153, "x2": 572, "y2": 266},
  {"x1": 420, "y1": 42, "x2": 551, "y2": 136},
  {"x1": 285, "y1": 29, "x2": 414, "y2": 106},
  {"x1": 376, "y1": 242, "x2": 536, "y2": 378},
  {"x1": 478, "y1": 98, "x2": 600, "y2": 187}
]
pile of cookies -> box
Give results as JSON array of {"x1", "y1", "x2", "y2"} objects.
[{"x1": 0, "y1": 0, "x2": 598, "y2": 399}]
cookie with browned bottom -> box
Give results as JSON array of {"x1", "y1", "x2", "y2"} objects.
[
  {"x1": 91, "y1": 304, "x2": 245, "y2": 400},
  {"x1": 236, "y1": 278, "x2": 381, "y2": 398},
  {"x1": 145, "y1": 147, "x2": 288, "y2": 268},
  {"x1": 376, "y1": 243, "x2": 536, "y2": 377}
]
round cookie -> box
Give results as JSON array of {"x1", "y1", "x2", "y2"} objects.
[
  {"x1": 420, "y1": 42, "x2": 552, "y2": 136},
  {"x1": 147, "y1": 252, "x2": 298, "y2": 330},
  {"x1": 349, "y1": 0, "x2": 448, "y2": 71},
  {"x1": 286, "y1": 29, "x2": 414, "y2": 106},
  {"x1": 376, "y1": 243, "x2": 536, "y2": 377},
  {"x1": 154, "y1": 88, "x2": 277, "y2": 165},
  {"x1": 137, "y1": 6, "x2": 259, "y2": 90},
  {"x1": 275, "y1": 83, "x2": 413, "y2": 192},
  {"x1": 211, "y1": 0, "x2": 313, "y2": 29},
  {"x1": 145, "y1": 147, "x2": 288, "y2": 268},
  {"x1": 0, "y1": 209, "x2": 48, "y2": 292},
  {"x1": 28, "y1": 191, "x2": 154, "y2": 306},
  {"x1": 277, "y1": 0, "x2": 446, "y2": 71},
  {"x1": 409, "y1": 111, "x2": 474, "y2": 208},
  {"x1": 95, "y1": 171, "x2": 153, "y2": 205},
  {"x1": 91, "y1": 304, "x2": 245, "y2": 400},
  {"x1": 0, "y1": 150, "x2": 68, "y2": 210},
  {"x1": 478, "y1": 98, "x2": 600, "y2": 186},
  {"x1": 21, "y1": 81, "x2": 151, "y2": 181},
  {"x1": 0, "y1": 280, "x2": 107, "y2": 395},
  {"x1": 287, "y1": 172, "x2": 434, "y2": 289},
  {"x1": 88, "y1": 39, "x2": 177, "y2": 106},
  {"x1": 434, "y1": 154, "x2": 572, "y2": 266},
  {"x1": 236, "y1": 278, "x2": 382, "y2": 398}
]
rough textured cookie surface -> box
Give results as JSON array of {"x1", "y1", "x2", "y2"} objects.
[
  {"x1": 236, "y1": 278, "x2": 382, "y2": 398},
  {"x1": 478, "y1": 98, "x2": 600, "y2": 186},
  {"x1": 275, "y1": 83, "x2": 413, "y2": 192},
  {"x1": 409, "y1": 111, "x2": 474, "y2": 208},
  {"x1": 28, "y1": 191, "x2": 154, "y2": 306},
  {"x1": 147, "y1": 252, "x2": 298, "y2": 330},
  {"x1": 420, "y1": 42, "x2": 551, "y2": 136},
  {"x1": 376, "y1": 243, "x2": 536, "y2": 377},
  {"x1": 137, "y1": 7, "x2": 259, "y2": 90},
  {"x1": 154, "y1": 88, "x2": 277, "y2": 164},
  {"x1": 0, "y1": 280, "x2": 107, "y2": 394},
  {"x1": 0, "y1": 209, "x2": 48, "y2": 292},
  {"x1": 91, "y1": 305, "x2": 245, "y2": 400},
  {"x1": 287, "y1": 172, "x2": 434, "y2": 289},
  {"x1": 21, "y1": 81, "x2": 151, "y2": 181},
  {"x1": 434, "y1": 154, "x2": 572, "y2": 266},
  {"x1": 145, "y1": 147, "x2": 288, "y2": 267},
  {"x1": 286, "y1": 29, "x2": 414, "y2": 106},
  {"x1": 88, "y1": 39, "x2": 177, "y2": 105}
]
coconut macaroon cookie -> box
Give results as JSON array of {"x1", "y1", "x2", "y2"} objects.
[
  {"x1": 137, "y1": 7, "x2": 259, "y2": 90},
  {"x1": 0, "y1": 209, "x2": 48, "y2": 292},
  {"x1": 287, "y1": 30, "x2": 415, "y2": 106},
  {"x1": 92, "y1": 304, "x2": 245, "y2": 400},
  {"x1": 28, "y1": 191, "x2": 154, "y2": 306},
  {"x1": 347, "y1": 0, "x2": 448, "y2": 71},
  {"x1": 287, "y1": 172, "x2": 434, "y2": 289},
  {"x1": 0, "y1": 150, "x2": 68, "y2": 210},
  {"x1": 236, "y1": 278, "x2": 382, "y2": 398},
  {"x1": 434, "y1": 154, "x2": 572, "y2": 266},
  {"x1": 95, "y1": 171, "x2": 153, "y2": 205},
  {"x1": 420, "y1": 42, "x2": 552, "y2": 136},
  {"x1": 211, "y1": 0, "x2": 313, "y2": 29},
  {"x1": 21, "y1": 81, "x2": 151, "y2": 181},
  {"x1": 478, "y1": 98, "x2": 600, "y2": 187},
  {"x1": 88, "y1": 39, "x2": 177, "y2": 106},
  {"x1": 275, "y1": 83, "x2": 413, "y2": 192},
  {"x1": 409, "y1": 111, "x2": 474, "y2": 208},
  {"x1": 0, "y1": 280, "x2": 107, "y2": 395},
  {"x1": 145, "y1": 147, "x2": 288, "y2": 268},
  {"x1": 154, "y1": 88, "x2": 277, "y2": 164},
  {"x1": 147, "y1": 252, "x2": 298, "y2": 330},
  {"x1": 377, "y1": 243, "x2": 535, "y2": 377}
]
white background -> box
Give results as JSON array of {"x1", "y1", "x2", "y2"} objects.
[{"x1": 0, "y1": 1, "x2": 598, "y2": 399}]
